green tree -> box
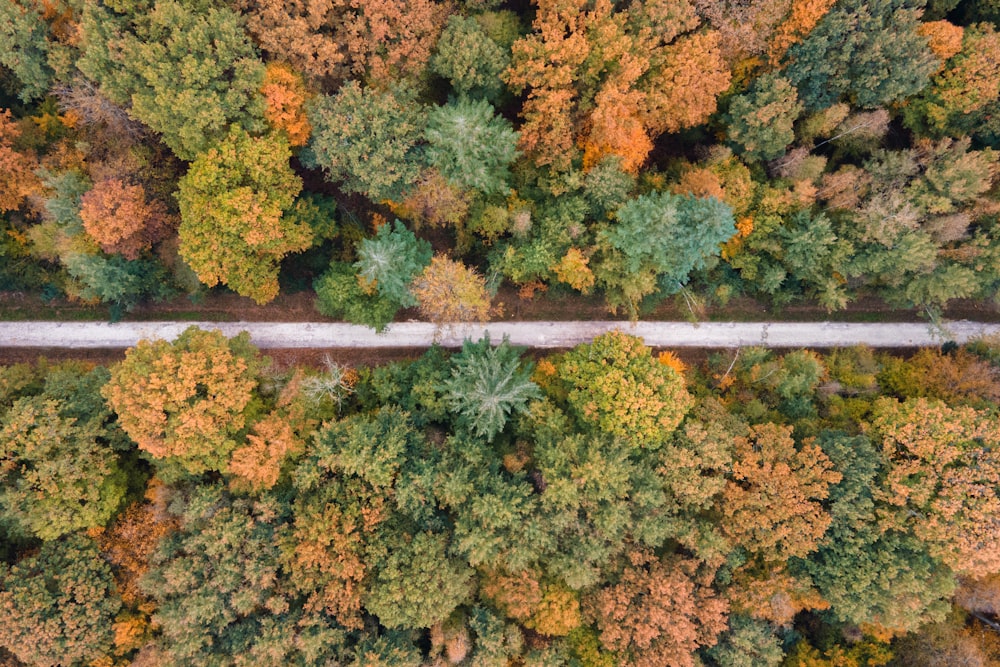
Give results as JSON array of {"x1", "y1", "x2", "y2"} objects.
[
  {"x1": 425, "y1": 97, "x2": 519, "y2": 196},
  {"x1": 355, "y1": 219, "x2": 432, "y2": 308},
  {"x1": 364, "y1": 529, "x2": 474, "y2": 629},
  {"x1": 595, "y1": 192, "x2": 735, "y2": 315},
  {"x1": 441, "y1": 334, "x2": 540, "y2": 441},
  {"x1": 306, "y1": 81, "x2": 426, "y2": 202},
  {"x1": 78, "y1": 0, "x2": 267, "y2": 160},
  {"x1": 102, "y1": 327, "x2": 263, "y2": 478},
  {"x1": 551, "y1": 331, "x2": 693, "y2": 447},
  {"x1": 0, "y1": 396, "x2": 128, "y2": 540},
  {"x1": 314, "y1": 261, "x2": 401, "y2": 332},
  {"x1": 176, "y1": 127, "x2": 309, "y2": 304},
  {"x1": 703, "y1": 615, "x2": 783, "y2": 667},
  {"x1": 140, "y1": 484, "x2": 297, "y2": 665},
  {"x1": 0, "y1": 0, "x2": 53, "y2": 101},
  {"x1": 0, "y1": 535, "x2": 121, "y2": 667},
  {"x1": 62, "y1": 253, "x2": 171, "y2": 313},
  {"x1": 782, "y1": 0, "x2": 939, "y2": 110},
  {"x1": 724, "y1": 74, "x2": 802, "y2": 162},
  {"x1": 431, "y1": 15, "x2": 510, "y2": 101}
]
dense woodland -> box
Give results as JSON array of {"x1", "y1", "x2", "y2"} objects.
[
  {"x1": 4, "y1": 0, "x2": 1000, "y2": 321},
  {"x1": 1, "y1": 329, "x2": 1000, "y2": 665}
]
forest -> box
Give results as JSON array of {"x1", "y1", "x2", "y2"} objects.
[
  {"x1": 1, "y1": 329, "x2": 1000, "y2": 665},
  {"x1": 3, "y1": 0, "x2": 1000, "y2": 321}
]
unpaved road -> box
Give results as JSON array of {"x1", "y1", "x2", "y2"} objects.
[{"x1": 1, "y1": 320, "x2": 998, "y2": 349}]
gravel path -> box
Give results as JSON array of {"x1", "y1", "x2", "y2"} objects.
[{"x1": 1, "y1": 320, "x2": 999, "y2": 349}]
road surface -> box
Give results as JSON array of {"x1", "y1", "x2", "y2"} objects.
[{"x1": 1, "y1": 320, "x2": 998, "y2": 349}]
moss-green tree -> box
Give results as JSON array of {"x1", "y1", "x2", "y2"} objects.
[{"x1": 177, "y1": 128, "x2": 309, "y2": 304}]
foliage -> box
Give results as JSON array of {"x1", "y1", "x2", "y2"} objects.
[
  {"x1": 0, "y1": 395, "x2": 128, "y2": 540},
  {"x1": 306, "y1": 81, "x2": 426, "y2": 202},
  {"x1": 102, "y1": 326, "x2": 263, "y2": 477},
  {"x1": 410, "y1": 255, "x2": 492, "y2": 323},
  {"x1": 551, "y1": 331, "x2": 692, "y2": 447},
  {"x1": 441, "y1": 334, "x2": 540, "y2": 440},
  {"x1": 78, "y1": 0, "x2": 267, "y2": 160},
  {"x1": 354, "y1": 219, "x2": 432, "y2": 308},
  {"x1": 725, "y1": 74, "x2": 802, "y2": 162},
  {"x1": 596, "y1": 191, "x2": 735, "y2": 315},
  {"x1": 176, "y1": 127, "x2": 309, "y2": 304},
  {"x1": 432, "y1": 15, "x2": 510, "y2": 101},
  {"x1": 261, "y1": 61, "x2": 311, "y2": 146},
  {"x1": 0, "y1": 109, "x2": 39, "y2": 211},
  {"x1": 425, "y1": 97, "x2": 519, "y2": 196},
  {"x1": 0, "y1": 535, "x2": 121, "y2": 667},
  {"x1": 314, "y1": 261, "x2": 401, "y2": 332},
  {"x1": 79, "y1": 178, "x2": 171, "y2": 260}
]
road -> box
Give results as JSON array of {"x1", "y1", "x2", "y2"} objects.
[{"x1": 1, "y1": 320, "x2": 999, "y2": 349}]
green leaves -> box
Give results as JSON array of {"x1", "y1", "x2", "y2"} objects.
[
  {"x1": 355, "y1": 220, "x2": 432, "y2": 308},
  {"x1": 441, "y1": 334, "x2": 540, "y2": 441}
]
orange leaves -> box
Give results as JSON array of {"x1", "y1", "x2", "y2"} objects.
[
  {"x1": 766, "y1": 0, "x2": 838, "y2": 65},
  {"x1": 919, "y1": 20, "x2": 964, "y2": 63},
  {"x1": 228, "y1": 412, "x2": 304, "y2": 492},
  {"x1": 410, "y1": 255, "x2": 492, "y2": 323},
  {"x1": 586, "y1": 552, "x2": 728, "y2": 666},
  {"x1": 721, "y1": 423, "x2": 841, "y2": 561},
  {"x1": 0, "y1": 109, "x2": 40, "y2": 212},
  {"x1": 102, "y1": 328, "x2": 261, "y2": 475},
  {"x1": 261, "y1": 63, "x2": 312, "y2": 146},
  {"x1": 79, "y1": 178, "x2": 172, "y2": 260}
]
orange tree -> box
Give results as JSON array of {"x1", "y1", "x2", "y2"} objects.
[{"x1": 101, "y1": 327, "x2": 263, "y2": 478}]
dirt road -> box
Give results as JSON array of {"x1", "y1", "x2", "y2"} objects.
[{"x1": 1, "y1": 320, "x2": 998, "y2": 349}]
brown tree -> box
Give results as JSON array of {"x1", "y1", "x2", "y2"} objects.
[
  {"x1": 261, "y1": 62, "x2": 312, "y2": 146},
  {"x1": 586, "y1": 551, "x2": 728, "y2": 667},
  {"x1": 79, "y1": 178, "x2": 172, "y2": 260}
]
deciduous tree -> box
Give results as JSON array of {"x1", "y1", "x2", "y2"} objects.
[
  {"x1": 261, "y1": 62, "x2": 312, "y2": 146},
  {"x1": 101, "y1": 327, "x2": 263, "y2": 477},
  {"x1": 0, "y1": 109, "x2": 39, "y2": 211},
  {"x1": 410, "y1": 255, "x2": 492, "y2": 323},
  {"x1": 306, "y1": 81, "x2": 426, "y2": 202},
  {"x1": 177, "y1": 127, "x2": 309, "y2": 304},
  {"x1": 79, "y1": 178, "x2": 172, "y2": 260},
  {"x1": 724, "y1": 74, "x2": 802, "y2": 162},
  {"x1": 432, "y1": 15, "x2": 511, "y2": 101},
  {"x1": 585, "y1": 551, "x2": 728, "y2": 667},
  {"x1": 0, "y1": 535, "x2": 121, "y2": 667},
  {"x1": 552, "y1": 331, "x2": 692, "y2": 446}
]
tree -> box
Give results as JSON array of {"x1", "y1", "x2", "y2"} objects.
[
  {"x1": 0, "y1": 109, "x2": 39, "y2": 212},
  {"x1": 139, "y1": 484, "x2": 293, "y2": 664},
  {"x1": 354, "y1": 219, "x2": 432, "y2": 308},
  {"x1": 0, "y1": 535, "x2": 121, "y2": 667},
  {"x1": 62, "y1": 252, "x2": 172, "y2": 312},
  {"x1": 552, "y1": 331, "x2": 692, "y2": 446},
  {"x1": 724, "y1": 74, "x2": 803, "y2": 162},
  {"x1": 261, "y1": 61, "x2": 311, "y2": 147},
  {"x1": 79, "y1": 178, "x2": 172, "y2": 259},
  {"x1": 431, "y1": 15, "x2": 510, "y2": 101},
  {"x1": 101, "y1": 327, "x2": 263, "y2": 477},
  {"x1": 306, "y1": 81, "x2": 426, "y2": 202},
  {"x1": 425, "y1": 98, "x2": 519, "y2": 196},
  {"x1": 238, "y1": 0, "x2": 448, "y2": 84},
  {"x1": 441, "y1": 334, "x2": 540, "y2": 440},
  {"x1": 904, "y1": 23, "x2": 1000, "y2": 139},
  {"x1": 782, "y1": 0, "x2": 940, "y2": 110},
  {"x1": 0, "y1": 0, "x2": 53, "y2": 101},
  {"x1": 595, "y1": 191, "x2": 735, "y2": 315},
  {"x1": 78, "y1": 0, "x2": 267, "y2": 160},
  {"x1": 177, "y1": 127, "x2": 309, "y2": 304},
  {"x1": 364, "y1": 529, "x2": 474, "y2": 629},
  {"x1": 314, "y1": 261, "x2": 401, "y2": 332},
  {"x1": 0, "y1": 396, "x2": 128, "y2": 540},
  {"x1": 585, "y1": 551, "x2": 728, "y2": 667},
  {"x1": 798, "y1": 432, "x2": 956, "y2": 633},
  {"x1": 410, "y1": 255, "x2": 492, "y2": 323},
  {"x1": 720, "y1": 423, "x2": 841, "y2": 563},
  {"x1": 704, "y1": 615, "x2": 784, "y2": 667}
]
